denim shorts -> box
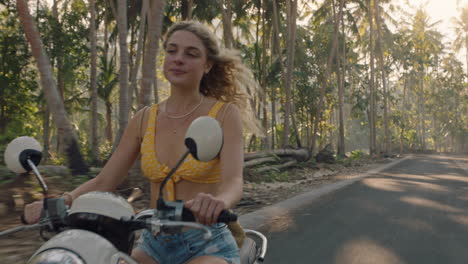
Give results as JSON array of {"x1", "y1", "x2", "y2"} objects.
[{"x1": 135, "y1": 223, "x2": 240, "y2": 264}]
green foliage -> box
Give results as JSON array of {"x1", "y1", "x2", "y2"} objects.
[
  {"x1": 0, "y1": 7, "x2": 40, "y2": 146},
  {"x1": 1, "y1": 0, "x2": 467, "y2": 162},
  {"x1": 336, "y1": 150, "x2": 364, "y2": 166},
  {"x1": 99, "y1": 141, "x2": 113, "y2": 163},
  {"x1": 71, "y1": 174, "x2": 92, "y2": 186},
  {"x1": 349, "y1": 150, "x2": 364, "y2": 160},
  {"x1": 48, "y1": 152, "x2": 67, "y2": 166},
  {"x1": 264, "y1": 170, "x2": 290, "y2": 182},
  {"x1": 0, "y1": 167, "x2": 15, "y2": 185}
]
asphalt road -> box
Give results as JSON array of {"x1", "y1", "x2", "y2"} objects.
[{"x1": 261, "y1": 155, "x2": 468, "y2": 264}]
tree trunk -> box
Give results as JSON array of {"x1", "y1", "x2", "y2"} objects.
[
  {"x1": 52, "y1": 0, "x2": 65, "y2": 155},
  {"x1": 368, "y1": 0, "x2": 377, "y2": 155},
  {"x1": 309, "y1": 0, "x2": 343, "y2": 154},
  {"x1": 254, "y1": 160, "x2": 297, "y2": 173},
  {"x1": 114, "y1": 0, "x2": 130, "y2": 150},
  {"x1": 244, "y1": 148, "x2": 310, "y2": 161},
  {"x1": 282, "y1": 0, "x2": 297, "y2": 148},
  {"x1": 105, "y1": 101, "x2": 113, "y2": 143},
  {"x1": 129, "y1": 0, "x2": 148, "y2": 109},
  {"x1": 42, "y1": 105, "x2": 50, "y2": 161},
  {"x1": 336, "y1": 0, "x2": 345, "y2": 157},
  {"x1": 420, "y1": 70, "x2": 426, "y2": 150},
  {"x1": 290, "y1": 97, "x2": 302, "y2": 147},
  {"x1": 247, "y1": 134, "x2": 257, "y2": 152},
  {"x1": 375, "y1": 0, "x2": 389, "y2": 154},
  {"x1": 465, "y1": 32, "x2": 468, "y2": 77},
  {"x1": 181, "y1": 0, "x2": 193, "y2": 20},
  {"x1": 271, "y1": 0, "x2": 286, "y2": 149},
  {"x1": 90, "y1": 0, "x2": 99, "y2": 164},
  {"x1": 271, "y1": 84, "x2": 277, "y2": 149},
  {"x1": 400, "y1": 75, "x2": 407, "y2": 155},
  {"x1": 16, "y1": 0, "x2": 89, "y2": 174},
  {"x1": 261, "y1": 0, "x2": 270, "y2": 150},
  {"x1": 220, "y1": 0, "x2": 234, "y2": 48},
  {"x1": 104, "y1": 3, "x2": 109, "y2": 59},
  {"x1": 244, "y1": 157, "x2": 278, "y2": 168},
  {"x1": 140, "y1": 0, "x2": 165, "y2": 109}
]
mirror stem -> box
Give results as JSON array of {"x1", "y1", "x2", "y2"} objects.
[
  {"x1": 158, "y1": 149, "x2": 190, "y2": 206},
  {"x1": 27, "y1": 159, "x2": 48, "y2": 196}
]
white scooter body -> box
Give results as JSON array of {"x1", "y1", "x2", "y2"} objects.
[
  {"x1": 29, "y1": 191, "x2": 266, "y2": 264},
  {"x1": 29, "y1": 229, "x2": 137, "y2": 264}
]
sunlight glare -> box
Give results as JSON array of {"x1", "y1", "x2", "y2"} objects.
[
  {"x1": 401, "y1": 196, "x2": 462, "y2": 213},
  {"x1": 335, "y1": 237, "x2": 403, "y2": 264}
]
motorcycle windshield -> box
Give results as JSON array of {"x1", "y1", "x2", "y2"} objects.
[{"x1": 29, "y1": 248, "x2": 85, "y2": 264}]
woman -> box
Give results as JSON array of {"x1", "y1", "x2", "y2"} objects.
[{"x1": 24, "y1": 20, "x2": 261, "y2": 264}]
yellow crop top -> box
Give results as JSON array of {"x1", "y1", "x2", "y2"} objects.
[{"x1": 140, "y1": 102, "x2": 225, "y2": 201}]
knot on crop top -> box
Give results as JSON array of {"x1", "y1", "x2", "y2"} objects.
[{"x1": 140, "y1": 102, "x2": 225, "y2": 201}]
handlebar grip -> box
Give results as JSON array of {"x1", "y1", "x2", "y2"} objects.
[
  {"x1": 218, "y1": 210, "x2": 238, "y2": 222},
  {"x1": 182, "y1": 208, "x2": 238, "y2": 223},
  {"x1": 120, "y1": 217, "x2": 149, "y2": 231}
]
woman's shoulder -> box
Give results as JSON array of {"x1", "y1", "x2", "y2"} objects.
[{"x1": 208, "y1": 99, "x2": 240, "y2": 126}]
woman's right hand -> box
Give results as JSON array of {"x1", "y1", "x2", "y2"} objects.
[{"x1": 23, "y1": 201, "x2": 43, "y2": 224}]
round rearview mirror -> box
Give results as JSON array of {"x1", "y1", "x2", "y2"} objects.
[
  {"x1": 185, "y1": 116, "x2": 223, "y2": 162},
  {"x1": 4, "y1": 136, "x2": 43, "y2": 173}
]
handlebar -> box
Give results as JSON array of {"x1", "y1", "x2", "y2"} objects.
[
  {"x1": 120, "y1": 216, "x2": 213, "y2": 240},
  {"x1": 1, "y1": 199, "x2": 238, "y2": 242},
  {"x1": 127, "y1": 207, "x2": 238, "y2": 240},
  {"x1": 135, "y1": 207, "x2": 238, "y2": 223},
  {"x1": 0, "y1": 222, "x2": 45, "y2": 237},
  {"x1": 181, "y1": 207, "x2": 238, "y2": 223}
]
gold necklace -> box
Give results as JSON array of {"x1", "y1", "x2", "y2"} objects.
[{"x1": 164, "y1": 95, "x2": 204, "y2": 134}]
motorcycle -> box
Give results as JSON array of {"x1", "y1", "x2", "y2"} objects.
[{"x1": 0, "y1": 116, "x2": 267, "y2": 264}]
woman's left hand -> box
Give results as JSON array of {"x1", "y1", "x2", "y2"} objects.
[{"x1": 185, "y1": 193, "x2": 226, "y2": 226}]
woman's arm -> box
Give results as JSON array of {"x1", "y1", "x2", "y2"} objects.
[
  {"x1": 216, "y1": 104, "x2": 244, "y2": 208},
  {"x1": 185, "y1": 104, "x2": 244, "y2": 225},
  {"x1": 67, "y1": 108, "x2": 147, "y2": 202}
]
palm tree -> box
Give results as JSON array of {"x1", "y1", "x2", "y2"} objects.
[
  {"x1": 140, "y1": 0, "x2": 165, "y2": 108},
  {"x1": 220, "y1": 0, "x2": 234, "y2": 48},
  {"x1": 336, "y1": 0, "x2": 346, "y2": 157},
  {"x1": 97, "y1": 54, "x2": 119, "y2": 144},
  {"x1": 408, "y1": 7, "x2": 443, "y2": 150},
  {"x1": 367, "y1": 0, "x2": 377, "y2": 155},
  {"x1": 129, "y1": 0, "x2": 148, "y2": 110},
  {"x1": 113, "y1": 0, "x2": 130, "y2": 149},
  {"x1": 16, "y1": 0, "x2": 89, "y2": 174},
  {"x1": 309, "y1": 0, "x2": 344, "y2": 154},
  {"x1": 374, "y1": 0, "x2": 389, "y2": 154},
  {"x1": 181, "y1": 0, "x2": 193, "y2": 20},
  {"x1": 452, "y1": 5, "x2": 468, "y2": 76},
  {"x1": 89, "y1": 0, "x2": 99, "y2": 164}
]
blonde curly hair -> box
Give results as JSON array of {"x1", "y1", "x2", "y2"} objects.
[{"x1": 163, "y1": 20, "x2": 263, "y2": 136}]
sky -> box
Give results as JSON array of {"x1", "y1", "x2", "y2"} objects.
[
  {"x1": 406, "y1": 0, "x2": 466, "y2": 41},
  {"x1": 400, "y1": 0, "x2": 468, "y2": 67}
]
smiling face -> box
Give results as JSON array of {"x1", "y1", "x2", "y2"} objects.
[{"x1": 163, "y1": 30, "x2": 212, "y2": 91}]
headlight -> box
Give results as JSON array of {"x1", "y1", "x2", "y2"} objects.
[{"x1": 29, "y1": 248, "x2": 85, "y2": 264}]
